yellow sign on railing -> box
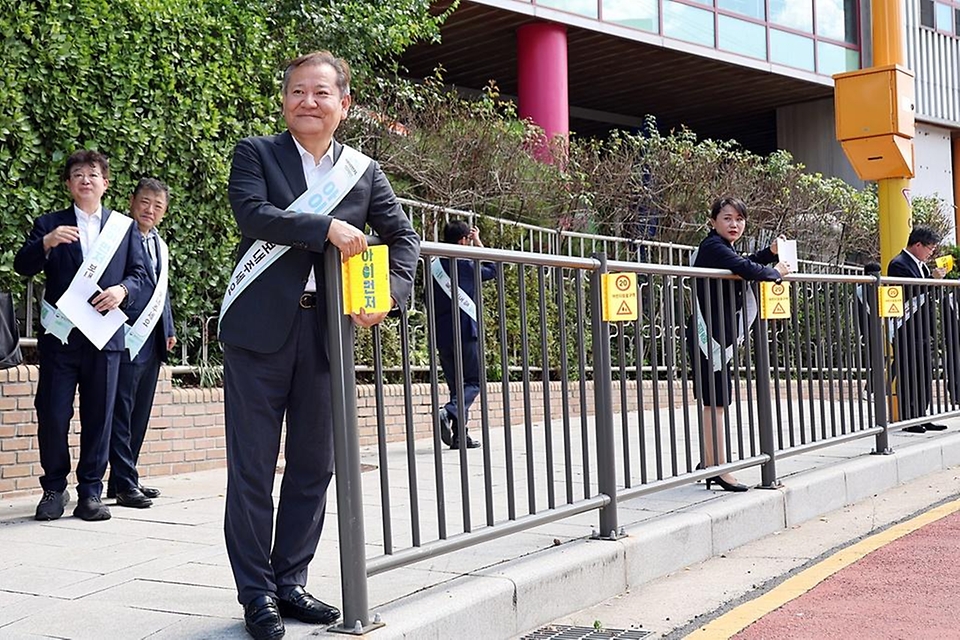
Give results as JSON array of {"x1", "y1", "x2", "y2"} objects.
[
  {"x1": 760, "y1": 282, "x2": 791, "y2": 319},
  {"x1": 601, "y1": 273, "x2": 639, "y2": 322},
  {"x1": 342, "y1": 246, "x2": 391, "y2": 314},
  {"x1": 879, "y1": 285, "x2": 904, "y2": 317}
]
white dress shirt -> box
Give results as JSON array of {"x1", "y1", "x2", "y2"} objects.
[
  {"x1": 292, "y1": 136, "x2": 335, "y2": 293},
  {"x1": 74, "y1": 204, "x2": 103, "y2": 259},
  {"x1": 906, "y1": 250, "x2": 930, "y2": 278}
]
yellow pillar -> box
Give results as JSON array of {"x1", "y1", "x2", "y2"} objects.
[
  {"x1": 878, "y1": 179, "x2": 912, "y2": 273},
  {"x1": 873, "y1": 0, "x2": 912, "y2": 274}
]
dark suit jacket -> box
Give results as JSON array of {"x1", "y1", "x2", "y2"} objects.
[
  {"x1": 220, "y1": 132, "x2": 420, "y2": 353},
  {"x1": 888, "y1": 249, "x2": 935, "y2": 344},
  {"x1": 14, "y1": 206, "x2": 149, "y2": 352},
  {"x1": 123, "y1": 232, "x2": 175, "y2": 364},
  {"x1": 431, "y1": 258, "x2": 497, "y2": 349},
  {"x1": 690, "y1": 230, "x2": 781, "y2": 347}
]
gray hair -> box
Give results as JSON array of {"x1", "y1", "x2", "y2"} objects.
[{"x1": 281, "y1": 51, "x2": 351, "y2": 97}]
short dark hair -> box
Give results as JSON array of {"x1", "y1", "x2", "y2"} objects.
[
  {"x1": 710, "y1": 197, "x2": 748, "y2": 220},
  {"x1": 63, "y1": 150, "x2": 109, "y2": 181},
  {"x1": 282, "y1": 51, "x2": 351, "y2": 97},
  {"x1": 133, "y1": 177, "x2": 170, "y2": 201},
  {"x1": 443, "y1": 220, "x2": 471, "y2": 244},
  {"x1": 907, "y1": 226, "x2": 941, "y2": 247}
]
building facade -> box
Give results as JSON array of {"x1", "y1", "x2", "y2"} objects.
[{"x1": 402, "y1": 0, "x2": 959, "y2": 228}]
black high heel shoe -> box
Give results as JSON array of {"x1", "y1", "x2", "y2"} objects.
[{"x1": 706, "y1": 475, "x2": 749, "y2": 492}]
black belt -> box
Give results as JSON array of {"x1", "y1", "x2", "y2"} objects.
[{"x1": 299, "y1": 292, "x2": 317, "y2": 309}]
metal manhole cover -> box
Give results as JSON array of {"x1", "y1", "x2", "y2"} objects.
[{"x1": 521, "y1": 624, "x2": 651, "y2": 639}]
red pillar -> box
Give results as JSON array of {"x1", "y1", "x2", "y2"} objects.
[{"x1": 517, "y1": 22, "x2": 569, "y2": 157}]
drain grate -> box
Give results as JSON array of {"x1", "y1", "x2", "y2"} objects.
[{"x1": 521, "y1": 624, "x2": 651, "y2": 639}]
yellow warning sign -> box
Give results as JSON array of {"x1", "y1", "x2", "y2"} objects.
[
  {"x1": 936, "y1": 254, "x2": 954, "y2": 273},
  {"x1": 879, "y1": 285, "x2": 904, "y2": 318},
  {"x1": 601, "y1": 273, "x2": 639, "y2": 322},
  {"x1": 760, "y1": 281, "x2": 791, "y2": 319}
]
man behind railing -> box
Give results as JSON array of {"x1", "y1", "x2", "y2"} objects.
[
  {"x1": 888, "y1": 226, "x2": 948, "y2": 433},
  {"x1": 430, "y1": 221, "x2": 497, "y2": 450}
]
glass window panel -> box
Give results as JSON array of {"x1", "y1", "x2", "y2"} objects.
[
  {"x1": 717, "y1": 0, "x2": 764, "y2": 19},
  {"x1": 602, "y1": 0, "x2": 659, "y2": 32},
  {"x1": 536, "y1": 0, "x2": 599, "y2": 18},
  {"x1": 816, "y1": 0, "x2": 858, "y2": 43},
  {"x1": 718, "y1": 15, "x2": 767, "y2": 59},
  {"x1": 920, "y1": 0, "x2": 935, "y2": 28},
  {"x1": 817, "y1": 41, "x2": 860, "y2": 75},
  {"x1": 770, "y1": 29, "x2": 815, "y2": 70},
  {"x1": 955, "y1": 8, "x2": 960, "y2": 35},
  {"x1": 770, "y1": 0, "x2": 813, "y2": 32},
  {"x1": 663, "y1": 1, "x2": 715, "y2": 46},
  {"x1": 935, "y1": 2, "x2": 952, "y2": 31}
]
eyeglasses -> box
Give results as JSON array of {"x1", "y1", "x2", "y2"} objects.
[{"x1": 69, "y1": 172, "x2": 103, "y2": 182}]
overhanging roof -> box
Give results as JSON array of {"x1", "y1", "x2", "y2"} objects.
[{"x1": 401, "y1": 1, "x2": 838, "y2": 153}]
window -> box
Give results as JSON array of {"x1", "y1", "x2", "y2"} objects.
[
  {"x1": 769, "y1": 0, "x2": 814, "y2": 33},
  {"x1": 770, "y1": 28, "x2": 815, "y2": 70},
  {"x1": 537, "y1": 0, "x2": 599, "y2": 18},
  {"x1": 920, "y1": 0, "x2": 935, "y2": 27},
  {"x1": 718, "y1": 0, "x2": 765, "y2": 19},
  {"x1": 815, "y1": 0, "x2": 858, "y2": 43},
  {"x1": 663, "y1": 1, "x2": 715, "y2": 46},
  {"x1": 936, "y1": 2, "x2": 953, "y2": 30},
  {"x1": 817, "y1": 41, "x2": 860, "y2": 75},
  {"x1": 603, "y1": 0, "x2": 659, "y2": 32},
  {"x1": 718, "y1": 15, "x2": 767, "y2": 58}
]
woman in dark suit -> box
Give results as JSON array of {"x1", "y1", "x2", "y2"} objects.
[{"x1": 688, "y1": 197, "x2": 791, "y2": 491}]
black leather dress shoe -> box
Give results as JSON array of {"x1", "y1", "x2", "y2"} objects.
[
  {"x1": 438, "y1": 409, "x2": 453, "y2": 447},
  {"x1": 244, "y1": 595, "x2": 284, "y2": 640},
  {"x1": 35, "y1": 489, "x2": 69, "y2": 521},
  {"x1": 902, "y1": 424, "x2": 927, "y2": 433},
  {"x1": 277, "y1": 586, "x2": 340, "y2": 625},
  {"x1": 450, "y1": 435, "x2": 481, "y2": 450},
  {"x1": 73, "y1": 496, "x2": 111, "y2": 521},
  {"x1": 139, "y1": 484, "x2": 161, "y2": 499},
  {"x1": 924, "y1": 422, "x2": 948, "y2": 431},
  {"x1": 116, "y1": 488, "x2": 153, "y2": 509}
]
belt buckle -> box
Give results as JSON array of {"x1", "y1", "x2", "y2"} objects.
[{"x1": 299, "y1": 293, "x2": 316, "y2": 309}]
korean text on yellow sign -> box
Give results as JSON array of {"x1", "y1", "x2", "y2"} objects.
[
  {"x1": 601, "y1": 273, "x2": 639, "y2": 322},
  {"x1": 342, "y1": 245, "x2": 391, "y2": 314},
  {"x1": 879, "y1": 285, "x2": 904, "y2": 318},
  {"x1": 760, "y1": 281, "x2": 791, "y2": 320}
]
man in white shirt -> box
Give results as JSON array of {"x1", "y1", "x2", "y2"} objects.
[
  {"x1": 887, "y1": 226, "x2": 948, "y2": 433},
  {"x1": 14, "y1": 150, "x2": 149, "y2": 521}
]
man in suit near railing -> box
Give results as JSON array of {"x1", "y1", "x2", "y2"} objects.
[
  {"x1": 888, "y1": 226, "x2": 948, "y2": 433},
  {"x1": 107, "y1": 178, "x2": 176, "y2": 507},
  {"x1": 431, "y1": 221, "x2": 497, "y2": 450},
  {"x1": 13, "y1": 150, "x2": 149, "y2": 522},
  {"x1": 219, "y1": 51, "x2": 419, "y2": 640}
]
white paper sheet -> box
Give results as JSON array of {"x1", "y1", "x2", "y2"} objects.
[
  {"x1": 55, "y1": 278, "x2": 128, "y2": 350},
  {"x1": 778, "y1": 239, "x2": 798, "y2": 271}
]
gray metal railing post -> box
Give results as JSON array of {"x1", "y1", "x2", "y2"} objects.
[
  {"x1": 323, "y1": 244, "x2": 382, "y2": 635},
  {"x1": 590, "y1": 253, "x2": 619, "y2": 538},
  {"x1": 753, "y1": 295, "x2": 779, "y2": 489},
  {"x1": 867, "y1": 269, "x2": 892, "y2": 454}
]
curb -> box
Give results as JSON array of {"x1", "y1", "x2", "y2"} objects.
[{"x1": 368, "y1": 433, "x2": 960, "y2": 639}]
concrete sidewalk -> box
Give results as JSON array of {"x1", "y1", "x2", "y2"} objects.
[{"x1": 1, "y1": 423, "x2": 959, "y2": 639}]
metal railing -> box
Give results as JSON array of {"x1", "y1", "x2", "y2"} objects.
[{"x1": 322, "y1": 237, "x2": 960, "y2": 633}]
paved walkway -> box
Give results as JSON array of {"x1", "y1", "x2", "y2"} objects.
[{"x1": 1, "y1": 422, "x2": 959, "y2": 639}]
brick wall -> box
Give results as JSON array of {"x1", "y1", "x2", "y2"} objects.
[{"x1": 0, "y1": 365, "x2": 648, "y2": 501}]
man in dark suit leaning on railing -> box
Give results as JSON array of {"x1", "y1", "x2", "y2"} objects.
[{"x1": 888, "y1": 225, "x2": 948, "y2": 433}]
